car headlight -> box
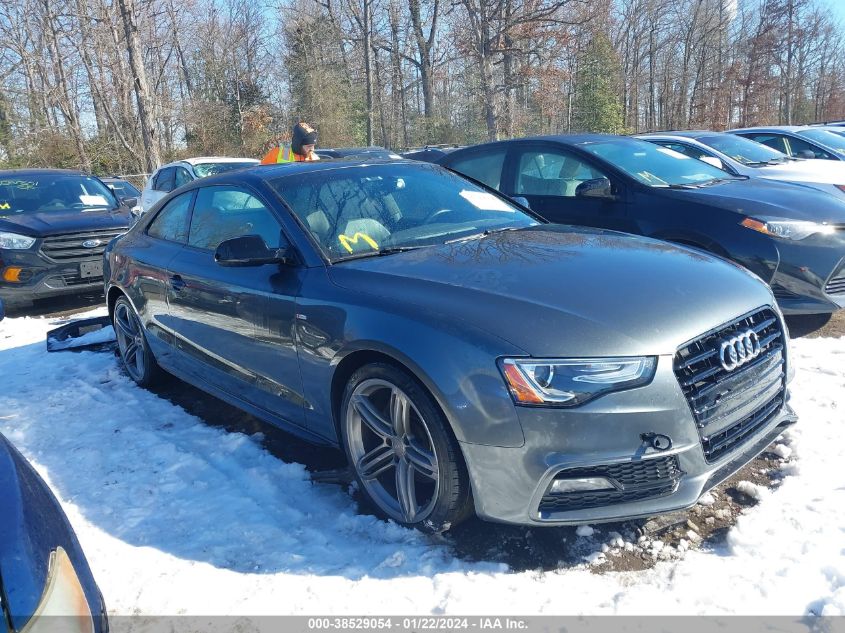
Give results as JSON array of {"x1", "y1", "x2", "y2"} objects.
[
  {"x1": 0, "y1": 231, "x2": 37, "y2": 250},
  {"x1": 741, "y1": 217, "x2": 836, "y2": 240},
  {"x1": 499, "y1": 357, "x2": 657, "y2": 406},
  {"x1": 21, "y1": 546, "x2": 95, "y2": 633}
]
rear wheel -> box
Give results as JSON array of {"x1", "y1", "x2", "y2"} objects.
[
  {"x1": 340, "y1": 362, "x2": 472, "y2": 532},
  {"x1": 113, "y1": 296, "x2": 162, "y2": 387}
]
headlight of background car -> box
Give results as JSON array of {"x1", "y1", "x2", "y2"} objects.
[
  {"x1": 0, "y1": 232, "x2": 37, "y2": 250},
  {"x1": 741, "y1": 217, "x2": 836, "y2": 240},
  {"x1": 21, "y1": 546, "x2": 94, "y2": 633},
  {"x1": 499, "y1": 357, "x2": 657, "y2": 406}
]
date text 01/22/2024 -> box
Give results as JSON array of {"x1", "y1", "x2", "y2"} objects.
[{"x1": 306, "y1": 617, "x2": 528, "y2": 630}]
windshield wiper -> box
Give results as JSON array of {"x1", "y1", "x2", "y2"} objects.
[
  {"x1": 445, "y1": 226, "x2": 522, "y2": 244},
  {"x1": 334, "y1": 245, "x2": 426, "y2": 262}
]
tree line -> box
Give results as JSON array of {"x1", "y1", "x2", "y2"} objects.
[{"x1": 0, "y1": 0, "x2": 842, "y2": 174}]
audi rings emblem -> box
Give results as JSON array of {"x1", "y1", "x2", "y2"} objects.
[{"x1": 718, "y1": 330, "x2": 762, "y2": 371}]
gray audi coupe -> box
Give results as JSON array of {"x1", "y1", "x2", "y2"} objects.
[{"x1": 103, "y1": 159, "x2": 796, "y2": 531}]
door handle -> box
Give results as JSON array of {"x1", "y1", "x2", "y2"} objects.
[{"x1": 170, "y1": 274, "x2": 186, "y2": 291}]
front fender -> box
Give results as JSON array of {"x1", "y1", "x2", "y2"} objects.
[{"x1": 295, "y1": 268, "x2": 528, "y2": 448}]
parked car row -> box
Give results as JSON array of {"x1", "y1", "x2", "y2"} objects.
[
  {"x1": 1, "y1": 127, "x2": 841, "y2": 628},
  {"x1": 437, "y1": 134, "x2": 845, "y2": 315}
]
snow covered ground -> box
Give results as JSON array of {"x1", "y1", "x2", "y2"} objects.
[{"x1": 1, "y1": 308, "x2": 845, "y2": 616}]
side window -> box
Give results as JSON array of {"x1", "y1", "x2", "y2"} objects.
[
  {"x1": 745, "y1": 134, "x2": 788, "y2": 154},
  {"x1": 174, "y1": 167, "x2": 193, "y2": 188},
  {"x1": 786, "y1": 136, "x2": 835, "y2": 160},
  {"x1": 188, "y1": 186, "x2": 283, "y2": 251},
  {"x1": 447, "y1": 151, "x2": 506, "y2": 190},
  {"x1": 147, "y1": 191, "x2": 193, "y2": 243},
  {"x1": 153, "y1": 167, "x2": 176, "y2": 192},
  {"x1": 515, "y1": 150, "x2": 606, "y2": 197},
  {"x1": 657, "y1": 142, "x2": 709, "y2": 161}
]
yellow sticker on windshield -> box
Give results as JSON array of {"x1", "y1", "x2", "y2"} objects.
[
  {"x1": 338, "y1": 232, "x2": 379, "y2": 253},
  {"x1": 0, "y1": 202, "x2": 9, "y2": 210}
]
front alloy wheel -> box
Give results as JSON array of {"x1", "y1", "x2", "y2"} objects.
[{"x1": 341, "y1": 363, "x2": 472, "y2": 531}]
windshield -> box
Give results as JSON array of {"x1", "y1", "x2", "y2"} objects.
[
  {"x1": 105, "y1": 179, "x2": 141, "y2": 198},
  {"x1": 193, "y1": 162, "x2": 257, "y2": 178},
  {"x1": 796, "y1": 129, "x2": 845, "y2": 155},
  {"x1": 698, "y1": 135, "x2": 788, "y2": 165},
  {"x1": 272, "y1": 163, "x2": 538, "y2": 262},
  {"x1": 580, "y1": 138, "x2": 730, "y2": 187},
  {"x1": 0, "y1": 175, "x2": 119, "y2": 216}
]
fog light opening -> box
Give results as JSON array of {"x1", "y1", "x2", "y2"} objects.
[{"x1": 549, "y1": 476, "x2": 615, "y2": 494}]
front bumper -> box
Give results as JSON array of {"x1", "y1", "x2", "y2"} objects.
[
  {"x1": 0, "y1": 248, "x2": 105, "y2": 306},
  {"x1": 459, "y1": 352, "x2": 796, "y2": 526},
  {"x1": 770, "y1": 231, "x2": 845, "y2": 314}
]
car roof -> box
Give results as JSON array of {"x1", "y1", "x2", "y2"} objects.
[
  {"x1": 637, "y1": 130, "x2": 722, "y2": 140},
  {"x1": 154, "y1": 157, "x2": 260, "y2": 170},
  {"x1": 728, "y1": 126, "x2": 808, "y2": 133},
  {"x1": 197, "y1": 158, "x2": 437, "y2": 186},
  {"x1": 442, "y1": 134, "x2": 641, "y2": 157},
  {"x1": 0, "y1": 168, "x2": 87, "y2": 178}
]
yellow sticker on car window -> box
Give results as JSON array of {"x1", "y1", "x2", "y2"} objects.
[
  {"x1": 0, "y1": 202, "x2": 10, "y2": 210},
  {"x1": 338, "y1": 232, "x2": 379, "y2": 253}
]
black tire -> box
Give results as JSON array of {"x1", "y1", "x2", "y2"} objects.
[
  {"x1": 340, "y1": 362, "x2": 473, "y2": 532},
  {"x1": 113, "y1": 296, "x2": 163, "y2": 387}
]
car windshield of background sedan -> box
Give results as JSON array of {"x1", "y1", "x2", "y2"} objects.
[
  {"x1": 797, "y1": 129, "x2": 845, "y2": 156},
  {"x1": 0, "y1": 175, "x2": 119, "y2": 215},
  {"x1": 698, "y1": 135, "x2": 789, "y2": 166},
  {"x1": 272, "y1": 163, "x2": 538, "y2": 261},
  {"x1": 192, "y1": 162, "x2": 257, "y2": 178},
  {"x1": 581, "y1": 139, "x2": 733, "y2": 187}
]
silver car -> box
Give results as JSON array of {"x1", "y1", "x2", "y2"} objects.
[
  {"x1": 729, "y1": 126, "x2": 845, "y2": 161},
  {"x1": 139, "y1": 157, "x2": 259, "y2": 214},
  {"x1": 637, "y1": 131, "x2": 845, "y2": 200}
]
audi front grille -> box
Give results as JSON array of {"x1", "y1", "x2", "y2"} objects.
[
  {"x1": 673, "y1": 307, "x2": 786, "y2": 463},
  {"x1": 40, "y1": 230, "x2": 125, "y2": 262}
]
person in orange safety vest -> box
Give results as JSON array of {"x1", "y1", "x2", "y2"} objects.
[{"x1": 261, "y1": 122, "x2": 320, "y2": 164}]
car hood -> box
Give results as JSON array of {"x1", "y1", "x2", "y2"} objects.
[
  {"x1": 328, "y1": 225, "x2": 775, "y2": 357},
  {"x1": 754, "y1": 159, "x2": 845, "y2": 185},
  {"x1": 662, "y1": 178, "x2": 845, "y2": 223},
  {"x1": 0, "y1": 208, "x2": 132, "y2": 237}
]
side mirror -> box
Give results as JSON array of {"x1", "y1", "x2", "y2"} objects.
[
  {"x1": 121, "y1": 197, "x2": 139, "y2": 209},
  {"x1": 796, "y1": 150, "x2": 816, "y2": 159},
  {"x1": 575, "y1": 177, "x2": 614, "y2": 199},
  {"x1": 214, "y1": 234, "x2": 293, "y2": 267},
  {"x1": 511, "y1": 196, "x2": 531, "y2": 209},
  {"x1": 700, "y1": 156, "x2": 724, "y2": 169}
]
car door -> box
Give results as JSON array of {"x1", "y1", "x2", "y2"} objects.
[
  {"x1": 130, "y1": 190, "x2": 195, "y2": 365},
  {"x1": 783, "y1": 135, "x2": 838, "y2": 160},
  {"x1": 142, "y1": 166, "x2": 176, "y2": 211},
  {"x1": 442, "y1": 148, "x2": 507, "y2": 190},
  {"x1": 739, "y1": 133, "x2": 790, "y2": 155},
  {"x1": 502, "y1": 143, "x2": 632, "y2": 232},
  {"x1": 165, "y1": 184, "x2": 307, "y2": 429}
]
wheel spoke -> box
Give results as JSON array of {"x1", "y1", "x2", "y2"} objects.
[
  {"x1": 353, "y1": 395, "x2": 394, "y2": 440},
  {"x1": 405, "y1": 439, "x2": 437, "y2": 480},
  {"x1": 134, "y1": 344, "x2": 145, "y2": 375},
  {"x1": 124, "y1": 341, "x2": 138, "y2": 364},
  {"x1": 115, "y1": 311, "x2": 135, "y2": 340},
  {"x1": 395, "y1": 458, "x2": 417, "y2": 522},
  {"x1": 390, "y1": 389, "x2": 411, "y2": 437},
  {"x1": 356, "y1": 444, "x2": 396, "y2": 480}
]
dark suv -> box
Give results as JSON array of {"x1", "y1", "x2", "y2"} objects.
[{"x1": 0, "y1": 169, "x2": 134, "y2": 309}]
